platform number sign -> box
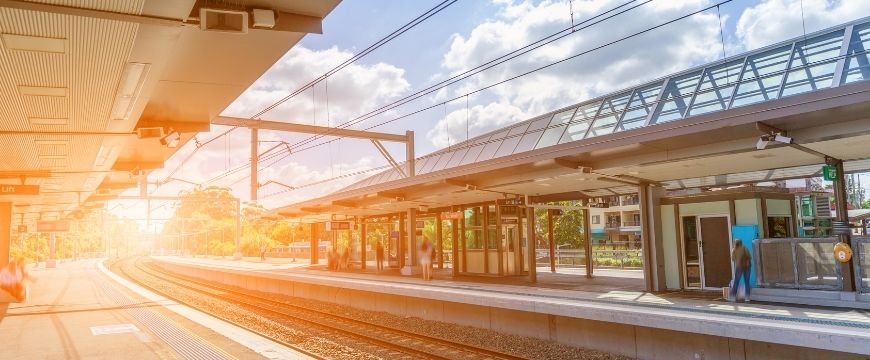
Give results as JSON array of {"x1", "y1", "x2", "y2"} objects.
[{"x1": 822, "y1": 165, "x2": 838, "y2": 181}]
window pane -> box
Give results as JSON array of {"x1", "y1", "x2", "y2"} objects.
[
  {"x1": 617, "y1": 84, "x2": 662, "y2": 131},
  {"x1": 445, "y1": 147, "x2": 469, "y2": 168},
  {"x1": 493, "y1": 134, "x2": 521, "y2": 158},
  {"x1": 731, "y1": 45, "x2": 792, "y2": 108},
  {"x1": 781, "y1": 30, "x2": 844, "y2": 97},
  {"x1": 459, "y1": 144, "x2": 486, "y2": 165},
  {"x1": 507, "y1": 123, "x2": 529, "y2": 137},
  {"x1": 526, "y1": 116, "x2": 551, "y2": 132},
  {"x1": 421, "y1": 154, "x2": 442, "y2": 173},
  {"x1": 587, "y1": 92, "x2": 630, "y2": 138},
  {"x1": 430, "y1": 150, "x2": 455, "y2": 172},
  {"x1": 513, "y1": 130, "x2": 543, "y2": 153},
  {"x1": 535, "y1": 125, "x2": 566, "y2": 149},
  {"x1": 559, "y1": 101, "x2": 600, "y2": 143}
]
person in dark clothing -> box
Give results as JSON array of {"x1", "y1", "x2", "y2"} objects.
[
  {"x1": 375, "y1": 241, "x2": 385, "y2": 273},
  {"x1": 730, "y1": 240, "x2": 752, "y2": 303}
]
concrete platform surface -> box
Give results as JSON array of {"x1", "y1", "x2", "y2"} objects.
[
  {"x1": 0, "y1": 259, "x2": 308, "y2": 360},
  {"x1": 155, "y1": 256, "x2": 870, "y2": 356}
]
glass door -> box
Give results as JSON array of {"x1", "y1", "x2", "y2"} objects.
[
  {"x1": 502, "y1": 224, "x2": 518, "y2": 275},
  {"x1": 682, "y1": 216, "x2": 701, "y2": 288}
]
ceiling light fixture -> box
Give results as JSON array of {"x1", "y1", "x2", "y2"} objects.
[{"x1": 110, "y1": 63, "x2": 150, "y2": 121}]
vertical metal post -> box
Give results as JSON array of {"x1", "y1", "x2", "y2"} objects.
[
  {"x1": 451, "y1": 218, "x2": 459, "y2": 277},
  {"x1": 360, "y1": 222, "x2": 367, "y2": 270},
  {"x1": 547, "y1": 210, "x2": 556, "y2": 273},
  {"x1": 483, "y1": 205, "x2": 490, "y2": 274},
  {"x1": 406, "y1": 130, "x2": 415, "y2": 177},
  {"x1": 251, "y1": 128, "x2": 259, "y2": 203},
  {"x1": 496, "y1": 203, "x2": 504, "y2": 276},
  {"x1": 435, "y1": 213, "x2": 443, "y2": 269},
  {"x1": 310, "y1": 223, "x2": 319, "y2": 265},
  {"x1": 584, "y1": 208, "x2": 593, "y2": 279},
  {"x1": 832, "y1": 159, "x2": 856, "y2": 291},
  {"x1": 398, "y1": 212, "x2": 406, "y2": 268},
  {"x1": 526, "y1": 207, "x2": 537, "y2": 283},
  {"x1": 234, "y1": 199, "x2": 242, "y2": 259}
]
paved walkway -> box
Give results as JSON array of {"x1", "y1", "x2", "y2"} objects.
[
  {"x1": 0, "y1": 259, "x2": 306, "y2": 359},
  {"x1": 155, "y1": 255, "x2": 870, "y2": 356}
]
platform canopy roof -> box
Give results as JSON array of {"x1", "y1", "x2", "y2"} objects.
[
  {"x1": 0, "y1": 0, "x2": 341, "y2": 227},
  {"x1": 272, "y1": 17, "x2": 870, "y2": 221}
]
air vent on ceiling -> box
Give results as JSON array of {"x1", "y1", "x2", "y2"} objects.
[
  {"x1": 136, "y1": 127, "x2": 164, "y2": 139},
  {"x1": 200, "y1": 8, "x2": 248, "y2": 34}
]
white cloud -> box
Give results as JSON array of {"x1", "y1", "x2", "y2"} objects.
[
  {"x1": 223, "y1": 45, "x2": 411, "y2": 128},
  {"x1": 427, "y1": 102, "x2": 528, "y2": 148},
  {"x1": 736, "y1": 0, "x2": 870, "y2": 50},
  {"x1": 435, "y1": 0, "x2": 723, "y2": 145}
]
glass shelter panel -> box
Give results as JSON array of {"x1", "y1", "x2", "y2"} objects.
[
  {"x1": 780, "y1": 30, "x2": 845, "y2": 97},
  {"x1": 844, "y1": 24, "x2": 870, "y2": 84},
  {"x1": 617, "y1": 84, "x2": 662, "y2": 131},
  {"x1": 559, "y1": 101, "x2": 600, "y2": 143},
  {"x1": 731, "y1": 45, "x2": 793, "y2": 108},
  {"x1": 653, "y1": 71, "x2": 702, "y2": 124},
  {"x1": 587, "y1": 92, "x2": 631, "y2": 138},
  {"x1": 687, "y1": 59, "x2": 743, "y2": 116}
]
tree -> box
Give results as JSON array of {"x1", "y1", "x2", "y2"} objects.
[{"x1": 863, "y1": 199, "x2": 870, "y2": 209}]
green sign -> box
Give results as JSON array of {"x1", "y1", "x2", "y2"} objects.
[{"x1": 822, "y1": 164, "x2": 838, "y2": 181}]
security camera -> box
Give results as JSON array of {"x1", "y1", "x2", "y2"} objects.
[
  {"x1": 756, "y1": 137, "x2": 770, "y2": 150},
  {"x1": 160, "y1": 130, "x2": 180, "y2": 148},
  {"x1": 774, "y1": 134, "x2": 792, "y2": 144},
  {"x1": 465, "y1": 184, "x2": 478, "y2": 190}
]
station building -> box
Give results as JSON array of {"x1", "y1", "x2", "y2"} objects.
[{"x1": 272, "y1": 17, "x2": 870, "y2": 307}]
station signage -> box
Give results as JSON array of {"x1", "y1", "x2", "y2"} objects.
[
  {"x1": 497, "y1": 198, "x2": 524, "y2": 206},
  {"x1": 501, "y1": 218, "x2": 518, "y2": 224},
  {"x1": 326, "y1": 221, "x2": 351, "y2": 231},
  {"x1": 588, "y1": 203, "x2": 610, "y2": 209},
  {"x1": 37, "y1": 220, "x2": 70, "y2": 232},
  {"x1": 822, "y1": 165, "x2": 838, "y2": 181},
  {"x1": 0, "y1": 185, "x2": 39, "y2": 196},
  {"x1": 441, "y1": 211, "x2": 463, "y2": 220}
]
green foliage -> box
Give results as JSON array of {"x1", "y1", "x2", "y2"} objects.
[{"x1": 535, "y1": 202, "x2": 586, "y2": 249}]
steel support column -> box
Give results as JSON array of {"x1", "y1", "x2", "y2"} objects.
[
  {"x1": 435, "y1": 213, "x2": 443, "y2": 269},
  {"x1": 451, "y1": 218, "x2": 459, "y2": 277},
  {"x1": 526, "y1": 207, "x2": 537, "y2": 283},
  {"x1": 583, "y1": 208, "x2": 593, "y2": 279},
  {"x1": 832, "y1": 159, "x2": 856, "y2": 292},
  {"x1": 310, "y1": 223, "x2": 319, "y2": 265},
  {"x1": 547, "y1": 210, "x2": 556, "y2": 273},
  {"x1": 639, "y1": 183, "x2": 666, "y2": 291},
  {"x1": 250, "y1": 128, "x2": 258, "y2": 203},
  {"x1": 360, "y1": 222, "x2": 367, "y2": 270}
]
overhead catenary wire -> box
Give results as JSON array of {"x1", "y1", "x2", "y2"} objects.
[
  {"x1": 285, "y1": 0, "x2": 647, "y2": 151},
  {"x1": 285, "y1": 0, "x2": 734, "y2": 158},
  {"x1": 152, "y1": 0, "x2": 459, "y2": 190},
  {"x1": 208, "y1": 0, "x2": 741, "y2": 199},
  {"x1": 194, "y1": 0, "x2": 646, "y2": 188}
]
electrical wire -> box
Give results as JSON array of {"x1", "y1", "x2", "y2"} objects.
[{"x1": 152, "y1": 0, "x2": 459, "y2": 190}]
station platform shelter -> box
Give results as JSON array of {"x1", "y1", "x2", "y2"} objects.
[{"x1": 271, "y1": 17, "x2": 870, "y2": 310}]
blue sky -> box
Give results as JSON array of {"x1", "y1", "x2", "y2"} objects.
[{"x1": 129, "y1": 0, "x2": 870, "y2": 218}]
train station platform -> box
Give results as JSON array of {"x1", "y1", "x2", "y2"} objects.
[
  {"x1": 153, "y1": 255, "x2": 870, "y2": 359},
  {"x1": 0, "y1": 259, "x2": 307, "y2": 360}
]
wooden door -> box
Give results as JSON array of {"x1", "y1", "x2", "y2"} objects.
[{"x1": 700, "y1": 216, "x2": 731, "y2": 288}]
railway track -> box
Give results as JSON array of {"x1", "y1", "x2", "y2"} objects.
[{"x1": 114, "y1": 257, "x2": 529, "y2": 360}]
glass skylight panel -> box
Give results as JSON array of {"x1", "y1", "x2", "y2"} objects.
[
  {"x1": 844, "y1": 24, "x2": 870, "y2": 84},
  {"x1": 430, "y1": 149, "x2": 454, "y2": 172},
  {"x1": 687, "y1": 59, "x2": 743, "y2": 116},
  {"x1": 586, "y1": 92, "x2": 630, "y2": 138},
  {"x1": 445, "y1": 147, "x2": 469, "y2": 168},
  {"x1": 653, "y1": 71, "x2": 702, "y2": 124},
  {"x1": 731, "y1": 45, "x2": 792, "y2": 107},
  {"x1": 526, "y1": 116, "x2": 551, "y2": 132},
  {"x1": 558, "y1": 101, "x2": 600, "y2": 143},
  {"x1": 507, "y1": 123, "x2": 529, "y2": 137},
  {"x1": 477, "y1": 131, "x2": 508, "y2": 162},
  {"x1": 420, "y1": 154, "x2": 442, "y2": 173},
  {"x1": 513, "y1": 130, "x2": 544, "y2": 153},
  {"x1": 781, "y1": 30, "x2": 844, "y2": 97},
  {"x1": 459, "y1": 143, "x2": 486, "y2": 166},
  {"x1": 493, "y1": 133, "x2": 521, "y2": 158},
  {"x1": 535, "y1": 112, "x2": 571, "y2": 149},
  {"x1": 617, "y1": 84, "x2": 661, "y2": 131},
  {"x1": 414, "y1": 156, "x2": 430, "y2": 174}
]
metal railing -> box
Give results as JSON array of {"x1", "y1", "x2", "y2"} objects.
[
  {"x1": 754, "y1": 237, "x2": 842, "y2": 290},
  {"x1": 855, "y1": 237, "x2": 870, "y2": 294},
  {"x1": 622, "y1": 220, "x2": 641, "y2": 227}
]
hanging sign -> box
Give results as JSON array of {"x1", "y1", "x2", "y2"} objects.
[
  {"x1": 326, "y1": 221, "x2": 351, "y2": 231},
  {"x1": 0, "y1": 185, "x2": 39, "y2": 196},
  {"x1": 497, "y1": 198, "x2": 525, "y2": 206},
  {"x1": 822, "y1": 165, "x2": 838, "y2": 181},
  {"x1": 37, "y1": 220, "x2": 70, "y2": 232}
]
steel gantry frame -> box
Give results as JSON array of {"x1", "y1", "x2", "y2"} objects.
[{"x1": 211, "y1": 116, "x2": 415, "y2": 203}]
